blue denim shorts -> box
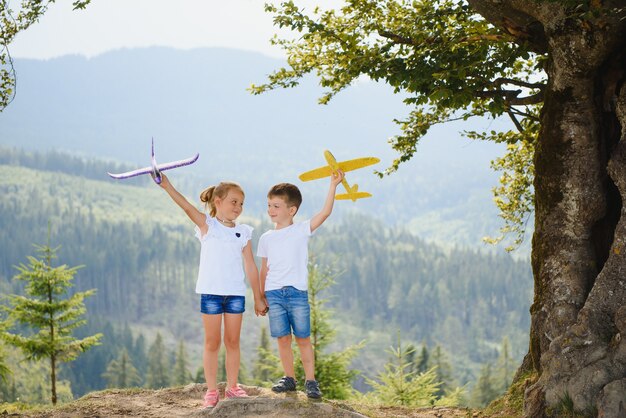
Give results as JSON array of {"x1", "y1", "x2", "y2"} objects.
[
  {"x1": 265, "y1": 286, "x2": 310, "y2": 338},
  {"x1": 200, "y1": 294, "x2": 245, "y2": 315}
]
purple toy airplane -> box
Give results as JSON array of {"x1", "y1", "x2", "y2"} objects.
[{"x1": 107, "y1": 138, "x2": 199, "y2": 184}]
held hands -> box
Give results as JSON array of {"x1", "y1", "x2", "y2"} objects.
[{"x1": 254, "y1": 297, "x2": 269, "y2": 317}]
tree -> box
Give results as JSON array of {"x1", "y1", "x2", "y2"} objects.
[
  {"x1": 295, "y1": 261, "x2": 362, "y2": 399},
  {"x1": 0, "y1": 1, "x2": 91, "y2": 111},
  {"x1": 255, "y1": 1, "x2": 626, "y2": 414},
  {"x1": 364, "y1": 332, "x2": 462, "y2": 407},
  {"x1": 430, "y1": 345, "x2": 455, "y2": 398},
  {"x1": 216, "y1": 349, "x2": 227, "y2": 384},
  {"x1": 495, "y1": 337, "x2": 514, "y2": 393},
  {"x1": 0, "y1": 323, "x2": 10, "y2": 386},
  {"x1": 415, "y1": 344, "x2": 430, "y2": 374},
  {"x1": 131, "y1": 332, "x2": 148, "y2": 381},
  {"x1": 145, "y1": 332, "x2": 169, "y2": 389},
  {"x1": 172, "y1": 340, "x2": 192, "y2": 386},
  {"x1": 251, "y1": 326, "x2": 281, "y2": 386},
  {"x1": 471, "y1": 363, "x2": 499, "y2": 407},
  {"x1": 102, "y1": 348, "x2": 141, "y2": 388},
  {"x1": 0, "y1": 238, "x2": 102, "y2": 405}
]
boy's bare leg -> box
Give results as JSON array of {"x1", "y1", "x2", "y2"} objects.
[
  {"x1": 277, "y1": 334, "x2": 295, "y2": 377},
  {"x1": 296, "y1": 337, "x2": 315, "y2": 381}
]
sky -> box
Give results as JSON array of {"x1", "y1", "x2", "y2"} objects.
[
  {"x1": 10, "y1": 0, "x2": 343, "y2": 60},
  {"x1": 4, "y1": 0, "x2": 526, "y2": 250}
]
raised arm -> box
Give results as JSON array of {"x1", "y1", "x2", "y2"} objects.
[
  {"x1": 159, "y1": 173, "x2": 207, "y2": 231},
  {"x1": 310, "y1": 170, "x2": 344, "y2": 232}
]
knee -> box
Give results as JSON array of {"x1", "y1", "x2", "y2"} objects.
[
  {"x1": 277, "y1": 335, "x2": 292, "y2": 348},
  {"x1": 295, "y1": 337, "x2": 310, "y2": 348},
  {"x1": 223, "y1": 335, "x2": 240, "y2": 351},
  {"x1": 204, "y1": 336, "x2": 221, "y2": 352}
]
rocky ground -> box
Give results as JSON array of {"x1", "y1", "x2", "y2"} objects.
[{"x1": 1, "y1": 383, "x2": 495, "y2": 418}]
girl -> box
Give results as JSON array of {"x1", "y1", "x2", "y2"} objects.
[{"x1": 158, "y1": 173, "x2": 266, "y2": 409}]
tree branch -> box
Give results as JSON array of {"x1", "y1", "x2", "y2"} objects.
[
  {"x1": 507, "y1": 109, "x2": 524, "y2": 132},
  {"x1": 378, "y1": 30, "x2": 433, "y2": 46},
  {"x1": 494, "y1": 77, "x2": 545, "y2": 90}
]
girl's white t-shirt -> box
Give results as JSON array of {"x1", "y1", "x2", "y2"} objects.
[
  {"x1": 257, "y1": 220, "x2": 312, "y2": 291},
  {"x1": 194, "y1": 216, "x2": 253, "y2": 296}
]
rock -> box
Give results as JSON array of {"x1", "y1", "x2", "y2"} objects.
[
  {"x1": 597, "y1": 379, "x2": 626, "y2": 418},
  {"x1": 198, "y1": 396, "x2": 367, "y2": 417}
]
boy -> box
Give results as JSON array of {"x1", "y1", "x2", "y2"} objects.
[{"x1": 257, "y1": 170, "x2": 344, "y2": 399}]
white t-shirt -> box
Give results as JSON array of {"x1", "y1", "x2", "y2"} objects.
[
  {"x1": 194, "y1": 216, "x2": 253, "y2": 296},
  {"x1": 257, "y1": 220, "x2": 312, "y2": 291}
]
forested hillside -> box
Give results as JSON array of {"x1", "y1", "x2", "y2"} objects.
[
  {"x1": 0, "y1": 48, "x2": 524, "y2": 251},
  {"x1": 0, "y1": 148, "x2": 532, "y2": 402}
]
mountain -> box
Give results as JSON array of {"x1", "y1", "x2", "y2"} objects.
[{"x1": 0, "y1": 47, "x2": 528, "y2": 251}]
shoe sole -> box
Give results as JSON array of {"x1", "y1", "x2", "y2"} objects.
[{"x1": 272, "y1": 387, "x2": 297, "y2": 393}]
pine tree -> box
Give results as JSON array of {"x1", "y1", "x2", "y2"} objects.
[
  {"x1": 495, "y1": 337, "x2": 514, "y2": 393},
  {"x1": 0, "y1": 323, "x2": 10, "y2": 386},
  {"x1": 471, "y1": 363, "x2": 499, "y2": 407},
  {"x1": 102, "y1": 348, "x2": 141, "y2": 388},
  {"x1": 0, "y1": 339, "x2": 12, "y2": 402},
  {"x1": 415, "y1": 344, "x2": 430, "y2": 374},
  {"x1": 365, "y1": 332, "x2": 438, "y2": 406},
  {"x1": 194, "y1": 366, "x2": 204, "y2": 384},
  {"x1": 172, "y1": 340, "x2": 192, "y2": 386},
  {"x1": 431, "y1": 345, "x2": 454, "y2": 397},
  {"x1": 0, "y1": 236, "x2": 102, "y2": 405},
  {"x1": 252, "y1": 326, "x2": 280, "y2": 386},
  {"x1": 145, "y1": 332, "x2": 169, "y2": 389},
  {"x1": 132, "y1": 333, "x2": 148, "y2": 381},
  {"x1": 295, "y1": 262, "x2": 362, "y2": 399},
  {"x1": 365, "y1": 333, "x2": 464, "y2": 407},
  {"x1": 216, "y1": 349, "x2": 227, "y2": 384}
]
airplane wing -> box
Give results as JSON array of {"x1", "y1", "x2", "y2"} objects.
[
  {"x1": 299, "y1": 166, "x2": 334, "y2": 182},
  {"x1": 156, "y1": 153, "x2": 200, "y2": 172},
  {"x1": 337, "y1": 157, "x2": 380, "y2": 172},
  {"x1": 299, "y1": 157, "x2": 380, "y2": 181},
  {"x1": 107, "y1": 166, "x2": 153, "y2": 179},
  {"x1": 335, "y1": 192, "x2": 372, "y2": 200}
]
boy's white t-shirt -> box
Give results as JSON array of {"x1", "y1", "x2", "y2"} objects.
[
  {"x1": 257, "y1": 220, "x2": 312, "y2": 291},
  {"x1": 194, "y1": 216, "x2": 253, "y2": 296}
]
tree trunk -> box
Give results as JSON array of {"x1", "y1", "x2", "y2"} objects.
[
  {"x1": 51, "y1": 354, "x2": 57, "y2": 405},
  {"x1": 469, "y1": 1, "x2": 626, "y2": 416}
]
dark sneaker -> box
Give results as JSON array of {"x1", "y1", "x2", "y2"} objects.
[
  {"x1": 272, "y1": 376, "x2": 297, "y2": 393},
  {"x1": 305, "y1": 380, "x2": 322, "y2": 399}
]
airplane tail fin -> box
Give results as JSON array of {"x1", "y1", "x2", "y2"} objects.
[{"x1": 335, "y1": 184, "x2": 372, "y2": 201}]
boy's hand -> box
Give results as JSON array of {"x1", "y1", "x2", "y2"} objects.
[
  {"x1": 156, "y1": 173, "x2": 170, "y2": 189},
  {"x1": 331, "y1": 169, "x2": 344, "y2": 188}
]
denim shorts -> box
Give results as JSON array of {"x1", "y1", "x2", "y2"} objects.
[
  {"x1": 265, "y1": 286, "x2": 310, "y2": 338},
  {"x1": 200, "y1": 294, "x2": 245, "y2": 315}
]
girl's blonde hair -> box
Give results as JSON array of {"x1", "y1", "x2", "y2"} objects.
[{"x1": 200, "y1": 182, "x2": 244, "y2": 217}]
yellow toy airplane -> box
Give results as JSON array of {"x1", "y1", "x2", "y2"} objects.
[{"x1": 299, "y1": 150, "x2": 380, "y2": 201}]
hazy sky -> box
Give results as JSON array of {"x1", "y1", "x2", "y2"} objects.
[{"x1": 10, "y1": 0, "x2": 342, "y2": 59}]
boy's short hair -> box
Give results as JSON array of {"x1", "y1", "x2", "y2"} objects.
[{"x1": 268, "y1": 183, "x2": 303, "y2": 210}]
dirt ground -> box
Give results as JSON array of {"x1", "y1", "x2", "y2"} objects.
[{"x1": 3, "y1": 384, "x2": 492, "y2": 418}]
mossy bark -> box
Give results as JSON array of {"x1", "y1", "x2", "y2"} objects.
[{"x1": 469, "y1": 1, "x2": 626, "y2": 416}]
